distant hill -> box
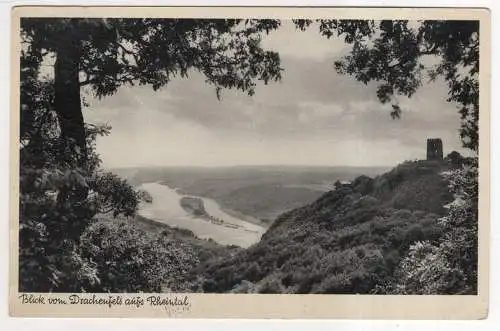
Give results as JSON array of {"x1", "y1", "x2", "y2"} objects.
[
  {"x1": 196, "y1": 159, "x2": 455, "y2": 294},
  {"x1": 218, "y1": 183, "x2": 323, "y2": 221},
  {"x1": 110, "y1": 165, "x2": 390, "y2": 222}
]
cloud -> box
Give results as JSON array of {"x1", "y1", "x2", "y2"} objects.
[{"x1": 261, "y1": 21, "x2": 349, "y2": 61}]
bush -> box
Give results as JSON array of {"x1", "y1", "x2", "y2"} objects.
[
  {"x1": 230, "y1": 280, "x2": 258, "y2": 293},
  {"x1": 387, "y1": 160, "x2": 478, "y2": 294},
  {"x1": 77, "y1": 220, "x2": 199, "y2": 292},
  {"x1": 257, "y1": 276, "x2": 285, "y2": 294},
  {"x1": 390, "y1": 241, "x2": 466, "y2": 294}
]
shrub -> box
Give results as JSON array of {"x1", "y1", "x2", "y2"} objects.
[
  {"x1": 314, "y1": 272, "x2": 352, "y2": 294},
  {"x1": 390, "y1": 241, "x2": 466, "y2": 294},
  {"x1": 388, "y1": 160, "x2": 478, "y2": 294},
  {"x1": 257, "y1": 276, "x2": 285, "y2": 294},
  {"x1": 230, "y1": 280, "x2": 258, "y2": 293},
  {"x1": 77, "y1": 220, "x2": 199, "y2": 292}
]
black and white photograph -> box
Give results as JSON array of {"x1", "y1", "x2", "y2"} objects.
[{"x1": 11, "y1": 6, "x2": 489, "y2": 318}]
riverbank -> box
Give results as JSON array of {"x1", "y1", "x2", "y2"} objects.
[
  {"x1": 137, "y1": 182, "x2": 266, "y2": 248},
  {"x1": 161, "y1": 181, "x2": 271, "y2": 228}
]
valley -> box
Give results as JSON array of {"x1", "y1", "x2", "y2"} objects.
[
  {"x1": 113, "y1": 161, "x2": 458, "y2": 293},
  {"x1": 114, "y1": 165, "x2": 390, "y2": 221}
]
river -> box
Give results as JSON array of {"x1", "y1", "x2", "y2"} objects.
[{"x1": 137, "y1": 182, "x2": 266, "y2": 248}]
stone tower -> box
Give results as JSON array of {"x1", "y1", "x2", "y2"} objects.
[{"x1": 427, "y1": 138, "x2": 443, "y2": 161}]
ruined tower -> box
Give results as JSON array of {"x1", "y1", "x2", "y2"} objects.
[{"x1": 427, "y1": 138, "x2": 443, "y2": 161}]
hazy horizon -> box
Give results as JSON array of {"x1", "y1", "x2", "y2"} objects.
[{"x1": 107, "y1": 163, "x2": 395, "y2": 170}]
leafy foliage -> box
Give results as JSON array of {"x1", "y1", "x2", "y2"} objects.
[
  {"x1": 295, "y1": 20, "x2": 479, "y2": 151},
  {"x1": 20, "y1": 30, "x2": 139, "y2": 291},
  {"x1": 384, "y1": 158, "x2": 478, "y2": 294},
  {"x1": 386, "y1": 241, "x2": 467, "y2": 294},
  {"x1": 19, "y1": 127, "x2": 140, "y2": 291},
  {"x1": 77, "y1": 219, "x2": 199, "y2": 293},
  {"x1": 21, "y1": 18, "x2": 284, "y2": 156}
]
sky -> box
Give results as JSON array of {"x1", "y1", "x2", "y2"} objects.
[{"x1": 84, "y1": 21, "x2": 467, "y2": 168}]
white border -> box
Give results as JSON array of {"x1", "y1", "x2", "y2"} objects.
[{"x1": 1, "y1": 0, "x2": 499, "y2": 330}]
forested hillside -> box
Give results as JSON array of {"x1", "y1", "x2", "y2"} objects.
[{"x1": 194, "y1": 159, "x2": 458, "y2": 294}]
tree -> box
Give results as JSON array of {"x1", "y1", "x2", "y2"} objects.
[
  {"x1": 20, "y1": 18, "x2": 284, "y2": 247},
  {"x1": 294, "y1": 20, "x2": 479, "y2": 151},
  {"x1": 21, "y1": 18, "x2": 283, "y2": 164},
  {"x1": 19, "y1": 110, "x2": 141, "y2": 291},
  {"x1": 19, "y1": 18, "x2": 284, "y2": 292},
  {"x1": 295, "y1": 20, "x2": 480, "y2": 294}
]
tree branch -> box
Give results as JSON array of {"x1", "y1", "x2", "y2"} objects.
[
  {"x1": 419, "y1": 43, "x2": 438, "y2": 56},
  {"x1": 116, "y1": 41, "x2": 140, "y2": 66},
  {"x1": 79, "y1": 75, "x2": 97, "y2": 86}
]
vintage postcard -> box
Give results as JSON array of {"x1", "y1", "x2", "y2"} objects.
[{"x1": 9, "y1": 6, "x2": 490, "y2": 319}]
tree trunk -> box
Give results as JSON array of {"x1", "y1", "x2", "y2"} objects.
[
  {"x1": 54, "y1": 36, "x2": 89, "y2": 208},
  {"x1": 54, "y1": 37, "x2": 86, "y2": 165}
]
